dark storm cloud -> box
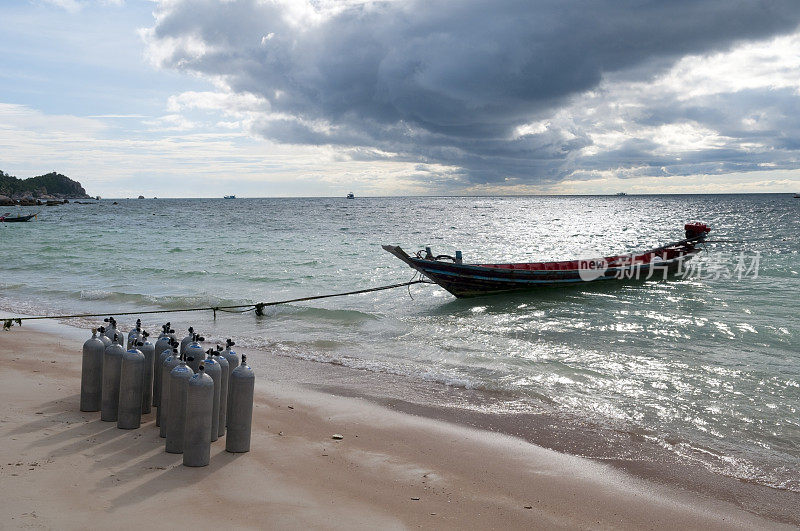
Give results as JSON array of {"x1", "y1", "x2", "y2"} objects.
[{"x1": 147, "y1": 0, "x2": 800, "y2": 186}]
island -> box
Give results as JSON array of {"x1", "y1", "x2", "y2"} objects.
[{"x1": 0, "y1": 170, "x2": 91, "y2": 206}]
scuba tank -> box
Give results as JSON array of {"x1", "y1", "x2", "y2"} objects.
[
  {"x1": 166, "y1": 323, "x2": 178, "y2": 343},
  {"x1": 153, "y1": 326, "x2": 173, "y2": 408},
  {"x1": 139, "y1": 330, "x2": 155, "y2": 414},
  {"x1": 202, "y1": 349, "x2": 222, "y2": 442},
  {"x1": 179, "y1": 326, "x2": 195, "y2": 356},
  {"x1": 97, "y1": 326, "x2": 112, "y2": 348},
  {"x1": 185, "y1": 334, "x2": 205, "y2": 373},
  {"x1": 183, "y1": 364, "x2": 214, "y2": 467},
  {"x1": 221, "y1": 339, "x2": 239, "y2": 372},
  {"x1": 154, "y1": 338, "x2": 178, "y2": 422},
  {"x1": 100, "y1": 332, "x2": 126, "y2": 422},
  {"x1": 212, "y1": 345, "x2": 230, "y2": 437},
  {"x1": 226, "y1": 354, "x2": 255, "y2": 453},
  {"x1": 117, "y1": 341, "x2": 145, "y2": 430},
  {"x1": 80, "y1": 329, "x2": 105, "y2": 412},
  {"x1": 221, "y1": 339, "x2": 239, "y2": 427},
  {"x1": 165, "y1": 355, "x2": 194, "y2": 453},
  {"x1": 157, "y1": 323, "x2": 168, "y2": 341},
  {"x1": 114, "y1": 327, "x2": 125, "y2": 346},
  {"x1": 103, "y1": 317, "x2": 120, "y2": 346},
  {"x1": 127, "y1": 319, "x2": 142, "y2": 350},
  {"x1": 158, "y1": 344, "x2": 182, "y2": 437}
]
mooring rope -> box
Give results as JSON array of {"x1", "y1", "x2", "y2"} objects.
[{"x1": 1, "y1": 279, "x2": 428, "y2": 329}]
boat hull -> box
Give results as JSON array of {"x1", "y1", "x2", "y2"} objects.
[
  {"x1": 383, "y1": 243, "x2": 701, "y2": 298},
  {"x1": 0, "y1": 213, "x2": 36, "y2": 222}
]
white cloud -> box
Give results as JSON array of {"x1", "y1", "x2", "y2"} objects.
[
  {"x1": 39, "y1": 0, "x2": 124, "y2": 12},
  {"x1": 166, "y1": 90, "x2": 268, "y2": 116},
  {"x1": 0, "y1": 103, "x2": 448, "y2": 197},
  {"x1": 0, "y1": 103, "x2": 106, "y2": 136},
  {"x1": 39, "y1": 0, "x2": 83, "y2": 12}
]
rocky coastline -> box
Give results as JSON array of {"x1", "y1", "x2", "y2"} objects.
[{"x1": 0, "y1": 170, "x2": 92, "y2": 206}]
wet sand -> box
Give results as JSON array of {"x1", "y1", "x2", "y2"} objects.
[{"x1": 0, "y1": 327, "x2": 792, "y2": 529}]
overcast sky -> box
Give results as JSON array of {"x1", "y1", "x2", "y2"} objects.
[{"x1": 2, "y1": 0, "x2": 800, "y2": 197}]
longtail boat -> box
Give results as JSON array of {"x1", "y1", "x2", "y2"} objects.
[
  {"x1": 0, "y1": 212, "x2": 38, "y2": 222},
  {"x1": 384, "y1": 223, "x2": 711, "y2": 298}
]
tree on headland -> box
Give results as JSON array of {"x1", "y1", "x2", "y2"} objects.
[{"x1": 0, "y1": 170, "x2": 90, "y2": 199}]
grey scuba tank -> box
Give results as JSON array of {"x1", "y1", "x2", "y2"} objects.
[
  {"x1": 114, "y1": 329, "x2": 125, "y2": 346},
  {"x1": 183, "y1": 364, "x2": 214, "y2": 467},
  {"x1": 80, "y1": 329, "x2": 105, "y2": 412},
  {"x1": 127, "y1": 319, "x2": 142, "y2": 350},
  {"x1": 202, "y1": 349, "x2": 222, "y2": 442},
  {"x1": 152, "y1": 326, "x2": 173, "y2": 408},
  {"x1": 117, "y1": 342, "x2": 145, "y2": 430},
  {"x1": 226, "y1": 354, "x2": 255, "y2": 453},
  {"x1": 100, "y1": 333, "x2": 126, "y2": 422},
  {"x1": 97, "y1": 326, "x2": 112, "y2": 348},
  {"x1": 166, "y1": 324, "x2": 178, "y2": 343},
  {"x1": 103, "y1": 317, "x2": 120, "y2": 346},
  {"x1": 139, "y1": 331, "x2": 155, "y2": 414},
  {"x1": 158, "y1": 346, "x2": 182, "y2": 437},
  {"x1": 155, "y1": 338, "x2": 178, "y2": 422},
  {"x1": 165, "y1": 357, "x2": 194, "y2": 453},
  {"x1": 221, "y1": 339, "x2": 239, "y2": 427},
  {"x1": 185, "y1": 334, "x2": 205, "y2": 373},
  {"x1": 212, "y1": 346, "x2": 229, "y2": 437},
  {"x1": 179, "y1": 326, "x2": 195, "y2": 356}
]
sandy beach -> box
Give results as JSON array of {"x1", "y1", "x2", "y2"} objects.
[{"x1": 0, "y1": 325, "x2": 793, "y2": 530}]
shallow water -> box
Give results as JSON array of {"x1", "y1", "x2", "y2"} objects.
[{"x1": 1, "y1": 194, "x2": 798, "y2": 491}]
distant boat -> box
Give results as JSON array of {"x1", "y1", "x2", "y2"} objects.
[
  {"x1": 794, "y1": 193, "x2": 800, "y2": 198},
  {"x1": 0, "y1": 212, "x2": 38, "y2": 222},
  {"x1": 346, "y1": 192, "x2": 355, "y2": 199},
  {"x1": 137, "y1": 195, "x2": 145, "y2": 199},
  {"x1": 615, "y1": 192, "x2": 628, "y2": 196},
  {"x1": 224, "y1": 195, "x2": 236, "y2": 199}
]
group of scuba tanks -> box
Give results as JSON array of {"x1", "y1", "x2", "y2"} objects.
[{"x1": 79, "y1": 318, "x2": 255, "y2": 467}]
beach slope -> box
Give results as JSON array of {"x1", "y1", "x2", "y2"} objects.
[{"x1": 0, "y1": 329, "x2": 789, "y2": 530}]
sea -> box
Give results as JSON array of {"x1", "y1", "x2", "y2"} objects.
[{"x1": 1, "y1": 194, "x2": 798, "y2": 496}]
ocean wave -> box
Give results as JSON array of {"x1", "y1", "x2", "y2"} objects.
[
  {"x1": 24, "y1": 286, "x2": 250, "y2": 313},
  {"x1": 79, "y1": 290, "x2": 115, "y2": 300},
  {"x1": 259, "y1": 304, "x2": 379, "y2": 324},
  {"x1": 667, "y1": 439, "x2": 799, "y2": 493},
  {"x1": 237, "y1": 337, "x2": 495, "y2": 393}
]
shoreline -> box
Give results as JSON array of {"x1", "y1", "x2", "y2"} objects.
[{"x1": 0, "y1": 322, "x2": 796, "y2": 528}]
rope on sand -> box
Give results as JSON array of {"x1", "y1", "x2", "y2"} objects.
[{"x1": 1, "y1": 280, "x2": 428, "y2": 329}]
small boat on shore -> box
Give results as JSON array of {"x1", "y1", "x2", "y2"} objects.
[
  {"x1": 0, "y1": 212, "x2": 38, "y2": 222},
  {"x1": 384, "y1": 223, "x2": 711, "y2": 298}
]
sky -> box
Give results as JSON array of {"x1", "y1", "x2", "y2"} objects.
[{"x1": 2, "y1": 1, "x2": 800, "y2": 197}]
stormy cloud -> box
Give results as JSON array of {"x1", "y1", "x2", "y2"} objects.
[{"x1": 145, "y1": 0, "x2": 800, "y2": 188}]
